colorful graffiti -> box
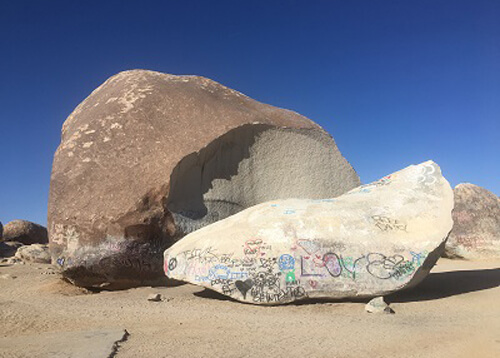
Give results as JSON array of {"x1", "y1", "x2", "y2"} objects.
[{"x1": 166, "y1": 236, "x2": 428, "y2": 304}]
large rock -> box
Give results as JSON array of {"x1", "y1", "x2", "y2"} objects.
[
  {"x1": 15, "y1": 244, "x2": 51, "y2": 263},
  {"x1": 444, "y1": 183, "x2": 500, "y2": 259},
  {"x1": 48, "y1": 70, "x2": 360, "y2": 288},
  {"x1": 2, "y1": 220, "x2": 48, "y2": 245},
  {"x1": 164, "y1": 161, "x2": 454, "y2": 305}
]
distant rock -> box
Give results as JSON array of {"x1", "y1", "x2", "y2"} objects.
[
  {"x1": 15, "y1": 244, "x2": 51, "y2": 263},
  {"x1": 164, "y1": 161, "x2": 454, "y2": 305},
  {"x1": 365, "y1": 297, "x2": 394, "y2": 314},
  {"x1": 444, "y1": 183, "x2": 500, "y2": 259},
  {"x1": 2, "y1": 220, "x2": 48, "y2": 245},
  {"x1": 48, "y1": 69, "x2": 360, "y2": 288},
  {"x1": 0, "y1": 221, "x2": 3, "y2": 240}
]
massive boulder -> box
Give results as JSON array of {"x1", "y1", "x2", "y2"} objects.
[
  {"x1": 2, "y1": 220, "x2": 48, "y2": 245},
  {"x1": 48, "y1": 70, "x2": 360, "y2": 288},
  {"x1": 164, "y1": 161, "x2": 454, "y2": 305},
  {"x1": 444, "y1": 183, "x2": 500, "y2": 259}
]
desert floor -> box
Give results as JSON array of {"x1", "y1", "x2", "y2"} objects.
[{"x1": 0, "y1": 258, "x2": 499, "y2": 358}]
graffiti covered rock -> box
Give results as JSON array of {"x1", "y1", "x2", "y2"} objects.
[
  {"x1": 48, "y1": 70, "x2": 359, "y2": 288},
  {"x1": 164, "y1": 161, "x2": 454, "y2": 305},
  {"x1": 444, "y1": 183, "x2": 500, "y2": 259}
]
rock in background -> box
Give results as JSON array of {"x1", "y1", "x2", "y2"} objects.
[
  {"x1": 444, "y1": 183, "x2": 500, "y2": 259},
  {"x1": 0, "y1": 221, "x2": 3, "y2": 240},
  {"x1": 164, "y1": 161, "x2": 454, "y2": 305},
  {"x1": 2, "y1": 220, "x2": 48, "y2": 245},
  {"x1": 48, "y1": 70, "x2": 360, "y2": 288}
]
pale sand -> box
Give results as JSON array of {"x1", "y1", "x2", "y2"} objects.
[{"x1": 0, "y1": 258, "x2": 499, "y2": 358}]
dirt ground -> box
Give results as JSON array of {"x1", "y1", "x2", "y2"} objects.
[{"x1": 0, "y1": 258, "x2": 499, "y2": 358}]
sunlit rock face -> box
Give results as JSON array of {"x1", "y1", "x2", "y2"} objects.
[
  {"x1": 48, "y1": 69, "x2": 359, "y2": 288},
  {"x1": 164, "y1": 161, "x2": 454, "y2": 305},
  {"x1": 444, "y1": 183, "x2": 500, "y2": 259}
]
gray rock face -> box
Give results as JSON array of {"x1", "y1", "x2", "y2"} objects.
[
  {"x1": 48, "y1": 69, "x2": 360, "y2": 288},
  {"x1": 15, "y1": 244, "x2": 51, "y2": 263},
  {"x1": 444, "y1": 183, "x2": 500, "y2": 259},
  {"x1": 164, "y1": 161, "x2": 454, "y2": 305},
  {"x1": 2, "y1": 220, "x2": 48, "y2": 245}
]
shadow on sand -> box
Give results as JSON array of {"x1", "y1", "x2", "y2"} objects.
[
  {"x1": 387, "y1": 268, "x2": 500, "y2": 303},
  {"x1": 193, "y1": 268, "x2": 500, "y2": 305}
]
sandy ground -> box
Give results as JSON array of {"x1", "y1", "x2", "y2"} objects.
[{"x1": 0, "y1": 258, "x2": 499, "y2": 358}]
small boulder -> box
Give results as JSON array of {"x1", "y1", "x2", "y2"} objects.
[
  {"x1": 365, "y1": 297, "x2": 394, "y2": 314},
  {"x1": 164, "y1": 161, "x2": 454, "y2": 305},
  {"x1": 15, "y1": 244, "x2": 51, "y2": 263},
  {"x1": 444, "y1": 183, "x2": 500, "y2": 259},
  {"x1": 3, "y1": 220, "x2": 48, "y2": 245},
  {"x1": 147, "y1": 293, "x2": 162, "y2": 302}
]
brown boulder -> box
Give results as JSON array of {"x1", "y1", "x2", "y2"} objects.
[
  {"x1": 2, "y1": 220, "x2": 48, "y2": 245},
  {"x1": 48, "y1": 69, "x2": 360, "y2": 288},
  {"x1": 444, "y1": 183, "x2": 500, "y2": 259}
]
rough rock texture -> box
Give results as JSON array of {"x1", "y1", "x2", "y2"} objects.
[
  {"x1": 2, "y1": 220, "x2": 48, "y2": 245},
  {"x1": 48, "y1": 70, "x2": 359, "y2": 289},
  {"x1": 15, "y1": 244, "x2": 51, "y2": 263},
  {"x1": 444, "y1": 183, "x2": 500, "y2": 259},
  {"x1": 164, "y1": 161, "x2": 454, "y2": 305}
]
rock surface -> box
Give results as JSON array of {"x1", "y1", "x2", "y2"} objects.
[
  {"x1": 2, "y1": 220, "x2": 48, "y2": 245},
  {"x1": 48, "y1": 69, "x2": 360, "y2": 288},
  {"x1": 164, "y1": 161, "x2": 454, "y2": 305},
  {"x1": 444, "y1": 183, "x2": 500, "y2": 259},
  {"x1": 15, "y1": 244, "x2": 51, "y2": 263}
]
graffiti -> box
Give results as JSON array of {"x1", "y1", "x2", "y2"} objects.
[
  {"x1": 208, "y1": 264, "x2": 231, "y2": 280},
  {"x1": 285, "y1": 271, "x2": 296, "y2": 283},
  {"x1": 243, "y1": 239, "x2": 263, "y2": 256},
  {"x1": 56, "y1": 257, "x2": 65, "y2": 266},
  {"x1": 278, "y1": 254, "x2": 295, "y2": 270},
  {"x1": 283, "y1": 209, "x2": 296, "y2": 215},
  {"x1": 235, "y1": 279, "x2": 254, "y2": 299},
  {"x1": 181, "y1": 247, "x2": 219, "y2": 263},
  {"x1": 300, "y1": 255, "x2": 324, "y2": 277},
  {"x1": 417, "y1": 163, "x2": 437, "y2": 185},
  {"x1": 323, "y1": 252, "x2": 342, "y2": 277},
  {"x1": 166, "y1": 237, "x2": 427, "y2": 303},
  {"x1": 371, "y1": 215, "x2": 407, "y2": 232},
  {"x1": 366, "y1": 253, "x2": 415, "y2": 280},
  {"x1": 168, "y1": 257, "x2": 177, "y2": 271},
  {"x1": 297, "y1": 239, "x2": 320, "y2": 255}
]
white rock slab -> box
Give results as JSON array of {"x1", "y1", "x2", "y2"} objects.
[{"x1": 164, "y1": 161, "x2": 454, "y2": 305}]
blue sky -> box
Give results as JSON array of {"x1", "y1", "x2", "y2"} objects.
[{"x1": 0, "y1": 1, "x2": 498, "y2": 226}]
